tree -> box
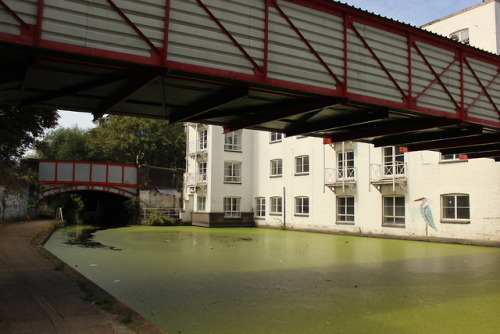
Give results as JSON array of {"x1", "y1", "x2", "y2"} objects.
[
  {"x1": 35, "y1": 126, "x2": 89, "y2": 160},
  {"x1": 0, "y1": 105, "x2": 58, "y2": 166},
  {"x1": 86, "y1": 116, "x2": 185, "y2": 168}
]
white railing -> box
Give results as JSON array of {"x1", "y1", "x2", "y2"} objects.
[
  {"x1": 370, "y1": 162, "x2": 407, "y2": 190},
  {"x1": 185, "y1": 173, "x2": 207, "y2": 186},
  {"x1": 141, "y1": 208, "x2": 181, "y2": 219},
  {"x1": 325, "y1": 168, "x2": 356, "y2": 188}
]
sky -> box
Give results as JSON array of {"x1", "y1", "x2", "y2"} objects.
[{"x1": 56, "y1": 0, "x2": 483, "y2": 130}]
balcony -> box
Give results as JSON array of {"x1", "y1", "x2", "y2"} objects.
[
  {"x1": 370, "y1": 162, "x2": 407, "y2": 191},
  {"x1": 185, "y1": 172, "x2": 207, "y2": 193},
  {"x1": 324, "y1": 167, "x2": 356, "y2": 192}
]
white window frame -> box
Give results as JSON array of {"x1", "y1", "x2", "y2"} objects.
[
  {"x1": 270, "y1": 159, "x2": 283, "y2": 177},
  {"x1": 441, "y1": 153, "x2": 467, "y2": 162},
  {"x1": 295, "y1": 196, "x2": 309, "y2": 216},
  {"x1": 270, "y1": 132, "x2": 283, "y2": 143},
  {"x1": 441, "y1": 194, "x2": 470, "y2": 223},
  {"x1": 256, "y1": 197, "x2": 265, "y2": 217},
  {"x1": 198, "y1": 161, "x2": 207, "y2": 183},
  {"x1": 224, "y1": 161, "x2": 242, "y2": 184},
  {"x1": 198, "y1": 129, "x2": 207, "y2": 150},
  {"x1": 224, "y1": 197, "x2": 241, "y2": 217},
  {"x1": 337, "y1": 151, "x2": 355, "y2": 179},
  {"x1": 383, "y1": 146, "x2": 405, "y2": 176},
  {"x1": 337, "y1": 197, "x2": 355, "y2": 224},
  {"x1": 383, "y1": 196, "x2": 405, "y2": 226},
  {"x1": 270, "y1": 196, "x2": 283, "y2": 215},
  {"x1": 450, "y1": 29, "x2": 469, "y2": 45},
  {"x1": 224, "y1": 130, "x2": 242, "y2": 152},
  {"x1": 197, "y1": 196, "x2": 206, "y2": 211},
  {"x1": 295, "y1": 155, "x2": 310, "y2": 175}
]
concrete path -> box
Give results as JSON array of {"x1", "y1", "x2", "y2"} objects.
[{"x1": 0, "y1": 220, "x2": 166, "y2": 334}]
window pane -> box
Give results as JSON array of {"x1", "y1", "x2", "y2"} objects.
[
  {"x1": 457, "y1": 208, "x2": 470, "y2": 219},
  {"x1": 457, "y1": 196, "x2": 469, "y2": 207}
]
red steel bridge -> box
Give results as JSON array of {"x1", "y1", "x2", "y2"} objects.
[
  {"x1": 1, "y1": 0, "x2": 499, "y2": 159},
  {"x1": 38, "y1": 160, "x2": 138, "y2": 199}
]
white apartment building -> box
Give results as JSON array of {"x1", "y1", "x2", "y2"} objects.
[{"x1": 182, "y1": 1, "x2": 500, "y2": 245}]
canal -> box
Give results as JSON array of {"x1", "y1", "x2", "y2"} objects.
[{"x1": 44, "y1": 226, "x2": 500, "y2": 334}]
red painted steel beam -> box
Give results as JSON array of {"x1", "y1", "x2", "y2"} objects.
[
  {"x1": 105, "y1": 0, "x2": 162, "y2": 58},
  {"x1": 373, "y1": 126, "x2": 482, "y2": 148},
  {"x1": 0, "y1": 0, "x2": 30, "y2": 29},
  {"x1": 196, "y1": 0, "x2": 264, "y2": 75},
  {"x1": 224, "y1": 97, "x2": 342, "y2": 133},
  {"x1": 406, "y1": 133, "x2": 500, "y2": 152},
  {"x1": 271, "y1": 0, "x2": 343, "y2": 88},
  {"x1": 93, "y1": 72, "x2": 162, "y2": 121},
  {"x1": 465, "y1": 151, "x2": 500, "y2": 159},
  {"x1": 170, "y1": 87, "x2": 248, "y2": 123},
  {"x1": 327, "y1": 118, "x2": 462, "y2": 142},
  {"x1": 285, "y1": 109, "x2": 389, "y2": 136},
  {"x1": 441, "y1": 143, "x2": 500, "y2": 155}
]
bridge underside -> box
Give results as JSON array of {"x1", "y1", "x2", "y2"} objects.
[
  {"x1": 1, "y1": 0, "x2": 499, "y2": 160},
  {"x1": 38, "y1": 184, "x2": 136, "y2": 200},
  {"x1": 2, "y1": 48, "x2": 498, "y2": 160}
]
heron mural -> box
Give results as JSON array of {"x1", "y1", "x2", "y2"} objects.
[{"x1": 414, "y1": 197, "x2": 437, "y2": 235}]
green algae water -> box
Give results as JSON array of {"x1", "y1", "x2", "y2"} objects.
[{"x1": 44, "y1": 226, "x2": 500, "y2": 334}]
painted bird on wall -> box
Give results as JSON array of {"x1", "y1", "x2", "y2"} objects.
[{"x1": 414, "y1": 197, "x2": 437, "y2": 231}]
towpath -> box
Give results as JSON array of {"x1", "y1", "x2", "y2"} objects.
[{"x1": 0, "y1": 220, "x2": 166, "y2": 334}]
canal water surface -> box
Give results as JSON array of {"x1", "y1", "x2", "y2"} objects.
[{"x1": 44, "y1": 226, "x2": 500, "y2": 334}]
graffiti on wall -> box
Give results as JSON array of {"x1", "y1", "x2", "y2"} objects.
[{"x1": 414, "y1": 197, "x2": 437, "y2": 235}]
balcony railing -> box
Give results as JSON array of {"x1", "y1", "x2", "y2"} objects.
[
  {"x1": 325, "y1": 167, "x2": 356, "y2": 189},
  {"x1": 370, "y1": 162, "x2": 407, "y2": 190},
  {"x1": 185, "y1": 172, "x2": 207, "y2": 186}
]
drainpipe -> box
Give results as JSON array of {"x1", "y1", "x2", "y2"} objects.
[{"x1": 283, "y1": 186, "x2": 286, "y2": 230}]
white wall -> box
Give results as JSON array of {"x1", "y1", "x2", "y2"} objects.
[{"x1": 422, "y1": 0, "x2": 499, "y2": 54}]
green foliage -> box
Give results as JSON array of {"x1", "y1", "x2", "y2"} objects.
[
  {"x1": 0, "y1": 105, "x2": 58, "y2": 165},
  {"x1": 124, "y1": 197, "x2": 142, "y2": 225},
  {"x1": 146, "y1": 209, "x2": 182, "y2": 226},
  {"x1": 86, "y1": 115, "x2": 186, "y2": 168},
  {"x1": 35, "y1": 115, "x2": 186, "y2": 169},
  {"x1": 35, "y1": 126, "x2": 89, "y2": 160}
]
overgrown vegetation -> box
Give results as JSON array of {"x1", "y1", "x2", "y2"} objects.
[
  {"x1": 146, "y1": 209, "x2": 182, "y2": 226},
  {"x1": 77, "y1": 281, "x2": 114, "y2": 312}
]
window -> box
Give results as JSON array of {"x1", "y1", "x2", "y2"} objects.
[
  {"x1": 270, "y1": 197, "x2": 283, "y2": 214},
  {"x1": 270, "y1": 132, "x2": 283, "y2": 143},
  {"x1": 450, "y1": 29, "x2": 469, "y2": 45},
  {"x1": 295, "y1": 155, "x2": 309, "y2": 175},
  {"x1": 441, "y1": 153, "x2": 467, "y2": 162},
  {"x1": 224, "y1": 161, "x2": 241, "y2": 183},
  {"x1": 383, "y1": 196, "x2": 405, "y2": 226},
  {"x1": 295, "y1": 196, "x2": 309, "y2": 216},
  {"x1": 198, "y1": 161, "x2": 207, "y2": 182},
  {"x1": 441, "y1": 194, "x2": 470, "y2": 223},
  {"x1": 270, "y1": 159, "x2": 283, "y2": 177},
  {"x1": 256, "y1": 197, "x2": 265, "y2": 217},
  {"x1": 383, "y1": 146, "x2": 405, "y2": 176},
  {"x1": 198, "y1": 129, "x2": 207, "y2": 150},
  {"x1": 337, "y1": 197, "x2": 355, "y2": 223},
  {"x1": 224, "y1": 197, "x2": 241, "y2": 217},
  {"x1": 337, "y1": 151, "x2": 355, "y2": 179},
  {"x1": 197, "y1": 196, "x2": 206, "y2": 211},
  {"x1": 224, "y1": 130, "x2": 242, "y2": 152}
]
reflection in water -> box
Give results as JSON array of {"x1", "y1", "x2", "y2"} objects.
[{"x1": 45, "y1": 226, "x2": 500, "y2": 334}]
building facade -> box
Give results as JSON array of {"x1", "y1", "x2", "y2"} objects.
[{"x1": 182, "y1": 1, "x2": 500, "y2": 244}]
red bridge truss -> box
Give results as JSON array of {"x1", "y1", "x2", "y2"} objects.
[
  {"x1": 38, "y1": 160, "x2": 138, "y2": 199},
  {"x1": 1, "y1": 0, "x2": 499, "y2": 159}
]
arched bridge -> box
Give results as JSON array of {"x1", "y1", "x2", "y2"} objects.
[
  {"x1": 1, "y1": 0, "x2": 499, "y2": 159},
  {"x1": 38, "y1": 160, "x2": 138, "y2": 199}
]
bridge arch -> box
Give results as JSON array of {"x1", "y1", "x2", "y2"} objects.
[{"x1": 38, "y1": 160, "x2": 139, "y2": 200}]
